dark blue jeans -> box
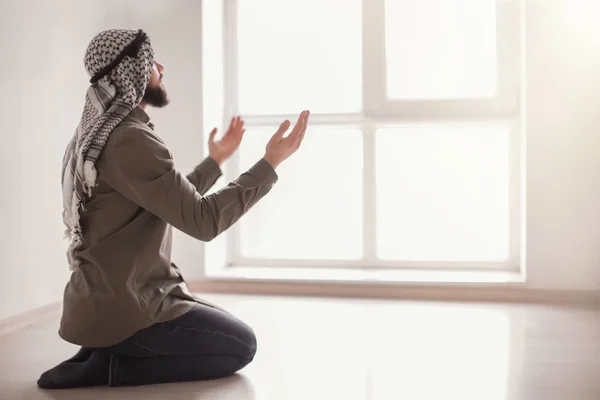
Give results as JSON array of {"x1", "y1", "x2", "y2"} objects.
[
  {"x1": 38, "y1": 302, "x2": 257, "y2": 388},
  {"x1": 105, "y1": 303, "x2": 257, "y2": 386}
]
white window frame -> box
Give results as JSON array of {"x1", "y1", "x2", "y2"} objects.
[{"x1": 207, "y1": 0, "x2": 523, "y2": 272}]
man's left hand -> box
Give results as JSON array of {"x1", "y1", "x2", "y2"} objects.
[{"x1": 208, "y1": 116, "x2": 245, "y2": 166}]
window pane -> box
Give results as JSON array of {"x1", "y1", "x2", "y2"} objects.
[
  {"x1": 376, "y1": 124, "x2": 510, "y2": 262},
  {"x1": 239, "y1": 126, "x2": 363, "y2": 260},
  {"x1": 385, "y1": 0, "x2": 497, "y2": 100},
  {"x1": 237, "y1": 0, "x2": 362, "y2": 114}
]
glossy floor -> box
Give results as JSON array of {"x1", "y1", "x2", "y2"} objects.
[{"x1": 2, "y1": 294, "x2": 599, "y2": 400}]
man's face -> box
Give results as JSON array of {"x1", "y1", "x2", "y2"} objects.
[{"x1": 142, "y1": 60, "x2": 169, "y2": 108}]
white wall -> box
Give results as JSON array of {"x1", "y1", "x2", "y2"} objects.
[
  {"x1": 526, "y1": 0, "x2": 600, "y2": 290},
  {"x1": 0, "y1": 0, "x2": 204, "y2": 321}
]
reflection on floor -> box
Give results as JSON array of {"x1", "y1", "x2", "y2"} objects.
[{"x1": 1, "y1": 294, "x2": 599, "y2": 400}]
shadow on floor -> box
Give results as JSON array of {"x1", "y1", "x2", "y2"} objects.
[{"x1": 27, "y1": 374, "x2": 256, "y2": 400}]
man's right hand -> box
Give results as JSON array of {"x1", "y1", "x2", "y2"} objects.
[{"x1": 263, "y1": 110, "x2": 310, "y2": 169}]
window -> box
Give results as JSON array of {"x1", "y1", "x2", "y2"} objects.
[
  {"x1": 236, "y1": 0, "x2": 363, "y2": 114},
  {"x1": 238, "y1": 126, "x2": 364, "y2": 261},
  {"x1": 376, "y1": 123, "x2": 511, "y2": 263},
  {"x1": 384, "y1": 0, "x2": 497, "y2": 100},
  {"x1": 201, "y1": 0, "x2": 522, "y2": 272}
]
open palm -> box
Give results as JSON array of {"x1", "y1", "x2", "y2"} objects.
[{"x1": 208, "y1": 116, "x2": 245, "y2": 165}]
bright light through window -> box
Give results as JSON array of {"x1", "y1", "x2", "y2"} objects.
[
  {"x1": 376, "y1": 123, "x2": 510, "y2": 262},
  {"x1": 385, "y1": 0, "x2": 497, "y2": 100},
  {"x1": 238, "y1": 126, "x2": 364, "y2": 260},
  {"x1": 237, "y1": 0, "x2": 363, "y2": 114},
  {"x1": 202, "y1": 0, "x2": 521, "y2": 273}
]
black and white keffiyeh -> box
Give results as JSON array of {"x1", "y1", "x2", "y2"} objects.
[{"x1": 62, "y1": 29, "x2": 154, "y2": 269}]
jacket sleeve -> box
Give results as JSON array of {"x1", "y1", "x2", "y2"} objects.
[
  {"x1": 186, "y1": 156, "x2": 223, "y2": 196},
  {"x1": 102, "y1": 128, "x2": 278, "y2": 242}
]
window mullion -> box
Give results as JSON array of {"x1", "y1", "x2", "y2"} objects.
[
  {"x1": 362, "y1": 0, "x2": 387, "y2": 117},
  {"x1": 362, "y1": 123, "x2": 377, "y2": 263},
  {"x1": 495, "y1": 0, "x2": 522, "y2": 116},
  {"x1": 361, "y1": 0, "x2": 385, "y2": 264}
]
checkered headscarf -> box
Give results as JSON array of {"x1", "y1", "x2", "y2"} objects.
[{"x1": 62, "y1": 29, "x2": 154, "y2": 269}]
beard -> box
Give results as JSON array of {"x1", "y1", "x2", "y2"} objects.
[{"x1": 142, "y1": 84, "x2": 169, "y2": 108}]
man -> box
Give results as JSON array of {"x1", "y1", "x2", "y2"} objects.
[{"x1": 38, "y1": 28, "x2": 309, "y2": 388}]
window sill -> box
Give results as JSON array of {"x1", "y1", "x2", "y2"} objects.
[
  {"x1": 204, "y1": 265, "x2": 526, "y2": 286},
  {"x1": 195, "y1": 266, "x2": 598, "y2": 305}
]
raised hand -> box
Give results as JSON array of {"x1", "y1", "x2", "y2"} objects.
[
  {"x1": 208, "y1": 116, "x2": 245, "y2": 166},
  {"x1": 263, "y1": 110, "x2": 310, "y2": 169}
]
